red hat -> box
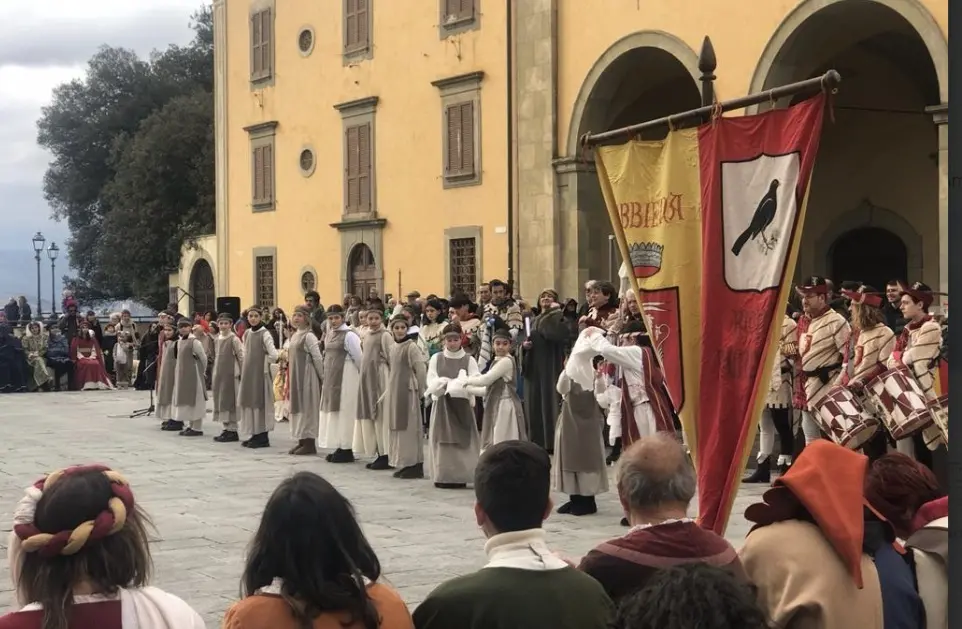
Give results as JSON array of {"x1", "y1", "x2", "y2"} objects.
[
  {"x1": 841, "y1": 284, "x2": 883, "y2": 309},
  {"x1": 795, "y1": 276, "x2": 831, "y2": 297},
  {"x1": 901, "y1": 282, "x2": 935, "y2": 309}
]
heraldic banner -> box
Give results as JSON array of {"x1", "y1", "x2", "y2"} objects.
[{"x1": 595, "y1": 92, "x2": 826, "y2": 534}]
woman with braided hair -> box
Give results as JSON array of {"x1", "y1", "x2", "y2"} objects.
[
  {"x1": 224, "y1": 471, "x2": 412, "y2": 629},
  {"x1": 2, "y1": 464, "x2": 204, "y2": 629}
]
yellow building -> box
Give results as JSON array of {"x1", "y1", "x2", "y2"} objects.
[{"x1": 177, "y1": 0, "x2": 947, "y2": 315}]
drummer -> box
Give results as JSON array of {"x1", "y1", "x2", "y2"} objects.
[
  {"x1": 837, "y1": 284, "x2": 896, "y2": 461},
  {"x1": 887, "y1": 281, "x2": 944, "y2": 463},
  {"x1": 796, "y1": 277, "x2": 851, "y2": 446}
]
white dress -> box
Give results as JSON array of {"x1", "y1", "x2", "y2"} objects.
[
  {"x1": 318, "y1": 324, "x2": 363, "y2": 450},
  {"x1": 589, "y1": 334, "x2": 658, "y2": 442}
]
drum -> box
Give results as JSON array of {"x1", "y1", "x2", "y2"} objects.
[
  {"x1": 812, "y1": 385, "x2": 879, "y2": 450},
  {"x1": 865, "y1": 366, "x2": 934, "y2": 440},
  {"x1": 924, "y1": 394, "x2": 948, "y2": 447}
]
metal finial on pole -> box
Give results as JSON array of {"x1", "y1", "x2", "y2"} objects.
[{"x1": 698, "y1": 36, "x2": 717, "y2": 114}]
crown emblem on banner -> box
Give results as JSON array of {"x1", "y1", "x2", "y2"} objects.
[{"x1": 629, "y1": 242, "x2": 665, "y2": 278}]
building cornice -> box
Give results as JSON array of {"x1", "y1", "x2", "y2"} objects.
[
  {"x1": 330, "y1": 217, "x2": 387, "y2": 231},
  {"x1": 431, "y1": 71, "x2": 485, "y2": 90},
  {"x1": 243, "y1": 120, "x2": 279, "y2": 134},
  {"x1": 333, "y1": 96, "x2": 380, "y2": 113}
]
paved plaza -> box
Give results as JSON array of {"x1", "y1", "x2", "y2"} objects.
[{"x1": 0, "y1": 391, "x2": 766, "y2": 624}]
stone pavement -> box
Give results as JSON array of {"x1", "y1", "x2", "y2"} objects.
[{"x1": 0, "y1": 391, "x2": 767, "y2": 625}]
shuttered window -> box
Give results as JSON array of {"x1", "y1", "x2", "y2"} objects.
[
  {"x1": 345, "y1": 0, "x2": 370, "y2": 52},
  {"x1": 443, "y1": 0, "x2": 476, "y2": 22},
  {"x1": 252, "y1": 142, "x2": 274, "y2": 208},
  {"x1": 445, "y1": 101, "x2": 475, "y2": 178},
  {"x1": 250, "y1": 9, "x2": 272, "y2": 81},
  {"x1": 345, "y1": 123, "x2": 372, "y2": 213}
]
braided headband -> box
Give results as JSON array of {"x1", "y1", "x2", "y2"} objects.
[{"x1": 12, "y1": 465, "x2": 134, "y2": 558}]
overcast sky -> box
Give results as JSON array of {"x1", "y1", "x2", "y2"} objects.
[{"x1": 0, "y1": 0, "x2": 203, "y2": 305}]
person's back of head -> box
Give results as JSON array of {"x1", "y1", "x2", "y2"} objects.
[
  {"x1": 615, "y1": 563, "x2": 767, "y2": 629},
  {"x1": 616, "y1": 433, "x2": 695, "y2": 522},
  {"x1": 10, "y1": 465, "x2": 153, "y2": 629},
  {"x1": 474, "y1": 440, "x2": 552, "y2": 535},
  {"x1": 241, "y1": 471, "x2": 383, "y2": 629}
]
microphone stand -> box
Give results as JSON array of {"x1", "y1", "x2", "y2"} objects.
[{"x1": 130, "y1": 359, "x2": 158, "y2": 418}]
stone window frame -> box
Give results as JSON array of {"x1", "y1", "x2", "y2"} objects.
[
  {"x1": 244, "y1": 121, "x2": 278, "y2": 212},
  {"x1": 334, "y1": 96, "x2": 379, "y2": 219},
  {"x1": 444, "y1": 226, "x2": 483, "y2": 298},
  {"x1": 299, "y1": 144, "x2": 316, "y2": 178},
  {"x1": 299, "y1": 265, "x2": 318, "y2": 294},
  {"x1": 439, "y1": 0, "x2": 480, "y2": 38},
  {"x1": 252, "y1": 246, "x2": 278, "y2": 310},
  {"x1": 297, "y1": 25, "x2": 316, "y2": 57},
  {"x1": 249, "y1": 0, "x2": 275, "y2": 87},
  {"x1": 432, "y1": 71, "x2": 483, "y2": 189},
  {"x1": 343, "y1": 0, "x2": 373, "y2": 64}
]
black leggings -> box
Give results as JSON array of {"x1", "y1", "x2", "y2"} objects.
[{"x1": 770, "y1": 407, "x2": 795, "y2": 457}]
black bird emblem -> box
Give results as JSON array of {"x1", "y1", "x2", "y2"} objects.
[{"x1": 731, "y1": 179, "x2": 780, "y2": 256}]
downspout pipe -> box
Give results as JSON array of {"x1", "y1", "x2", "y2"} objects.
[{"x1": 506, "y1": 0, "x2": 515, "y2": 290}]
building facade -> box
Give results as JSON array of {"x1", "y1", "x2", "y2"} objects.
[{"x1": 179, "y1": 0, "x2": 947, "y2": 314}]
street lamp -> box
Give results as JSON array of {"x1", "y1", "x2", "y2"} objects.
[
  {"x1": 47, "y1": 242, "x2": 59, "y2": 318},
  {"x1": 31, "y1": 232, "x2": 45, "y2": 320}
]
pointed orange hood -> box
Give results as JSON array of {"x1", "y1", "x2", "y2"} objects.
[{"x1": 746, "y1": 440, "x2": 869, "y2": 587}]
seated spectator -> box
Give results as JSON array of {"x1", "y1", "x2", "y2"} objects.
[
  {"x1": 71, "y1": 321, "x2": 114, "y2": 391},
  {"x1": 614, "y1": 563, "x2": 768, "y2": 629},
  {"x1": 1, "y1": 464, "x2": 204, "y2": 629},
  {"x1": 223, "y1": 471, "x2": 412, "y2": 629},
  {"x1": 413, "y1": 440, "x2": 614, "y2": 629},
  {"x1": 0, "y1": 323, "x2": 27, "y2": 393},
  {"x1": 22, "y1": 322, "x2": 51, "y2": 391},
  {"x1": 865, "y1": 453, "x2": 947, "y2": 629},
  {"x1": 578, "y1": 433, "x2": 743, "y2": 603},
  {"x1": 739, "y1": 440, "x2": 921, "y2": 629},
  {"x1": 45, "y1": 326, "x2": 73, "y2": 391}
]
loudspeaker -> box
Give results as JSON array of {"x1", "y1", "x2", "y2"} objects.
[{"x1": 216, "y1": 296, "x2": 242, "y2": 322}]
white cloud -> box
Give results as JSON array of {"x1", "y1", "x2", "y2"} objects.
[{"x1": 0, "y1": 0, "x2": 203, "y2": 289}]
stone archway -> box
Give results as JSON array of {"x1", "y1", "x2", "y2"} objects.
[
  {"x1": 745, "y1": 0, "x2": 944, "y2": 291},
  {"x1": 189, "y1": 258, "x2": 216, "y2": 315},
  {"x1": 748, "y1": 0, "x2": 947, "y2": 107},
  {"x1": 553, "y1": 31, "x2": 703, "y2": 297}
]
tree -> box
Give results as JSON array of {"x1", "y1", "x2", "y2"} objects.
[
  {"x1": 102, "y1": 90, "x2": 214, "y2": 307},
  {"x1": 36, "y1": 5, "x2": 214, "y2": 309}
]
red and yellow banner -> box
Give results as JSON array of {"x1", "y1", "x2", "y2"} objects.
[{"x1": 595, "y1": 93, "x2": 826, "y2": 534}]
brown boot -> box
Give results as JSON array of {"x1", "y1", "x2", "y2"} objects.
[
  {"x1": 289, "y1": 439, "x2": 306, "y2": 455},
  {"x1": 293, "y1": 439, "x2": 317, "y2": 455}
]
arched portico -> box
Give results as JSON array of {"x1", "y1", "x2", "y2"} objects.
[
  {"x1": 550, "y1": 31, "x2": 703, "y2": 298},
  {"x1": 745, "y1": 0, "x2": 946, "y2": 296}
]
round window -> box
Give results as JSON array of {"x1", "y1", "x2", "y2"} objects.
[
  {"x1": 299, "y1": 148, "x2": 315, "y2": 176},
  {"x1": 298, "y1": 28, "x2": 314, "y2": 55},
  {"x1": 301, "y1": 271, "x2": 316, "y2": 292}
]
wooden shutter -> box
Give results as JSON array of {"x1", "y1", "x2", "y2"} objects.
[
  {"x1": 346, "y1": 126, "x2": 360, "y2": 211},
  {"x1": 251, "y1": 13, "x2": 263, "y2": 76},
  {"x1": 253, "y1": 146, "x2": 264, "y2": 203},
  {"x1": 260, "y1": 9, "x2": 272, "y2": 77},
  {"x1": 459, "y1": 102, "x2": 475, "y2": 175},
  {"x1": 446, "y1": 104, "x2": 462, "y2": 174},
  {"x1": 262, "y1": 143, "x2": 273, "y2": 202},
  {"x1": 345, "y1": 0, "x2": 359, "y2": 49},
  {"x1": 357, "y1": 0, "x2": 369, "y2": 47},
  {"x1": 358, "y1": 123, "x2": 371, "y2": 210}
]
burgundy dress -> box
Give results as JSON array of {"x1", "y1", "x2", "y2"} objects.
[
  {"x1": 71, "y1": 336, "x2": 113, "y2": 390},
  {"x1": 0, "y1": 600, "x2": 121, "y2": 629}
]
